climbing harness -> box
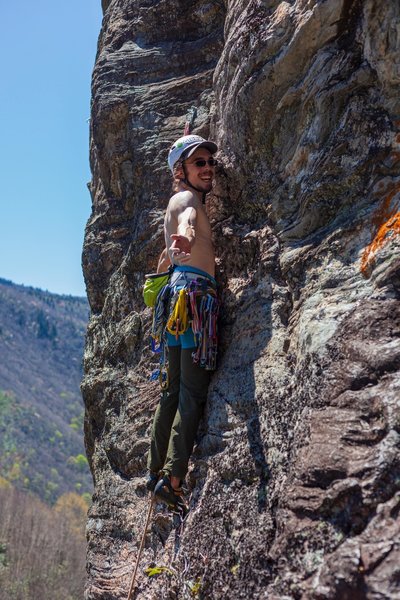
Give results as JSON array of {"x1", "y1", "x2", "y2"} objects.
[
  {"x1": 150, "y1": 272, "x2": 219, "y2": 376},
  {"x1": 126, "y1": 494, "x2": 155, "y2": 600}
]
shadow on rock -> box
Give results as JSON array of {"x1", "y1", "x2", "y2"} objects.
[{"x1": 195, "y1": 283, "x2": 272, "y2": 513}]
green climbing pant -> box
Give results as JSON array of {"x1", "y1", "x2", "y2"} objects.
[{"x1": 147, "y1": 346, "x2": 211, "y2": 480}]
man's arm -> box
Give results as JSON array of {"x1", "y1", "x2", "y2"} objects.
[
  {"x1": 169, "y1": 205, "x2": 197, "y2": 261},
  {"x1": 165, "y1": 191, "x2": 198, "y2": 263},
  {"x1": 157, "y1": 248, "x2": 171, "y2": 273}
]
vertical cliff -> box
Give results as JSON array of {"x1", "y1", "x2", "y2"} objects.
[{"x1": 82, "y1": 1, "x2": 400, "y2": 598}]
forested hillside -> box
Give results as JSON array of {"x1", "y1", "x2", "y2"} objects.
[
  {"x1": 0, "y1": 278, "x2": 91, "y2": 503},
  {"x1": 0, "y1": 480, "x2": 86, "y2": 600}
]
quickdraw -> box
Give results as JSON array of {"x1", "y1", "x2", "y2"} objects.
[
  {"x1": 188, "y1": 285, "x2": 218, "y2": 370},
  {"x1": 166, "y1": 289, "x2": 189, "y2": 337}
]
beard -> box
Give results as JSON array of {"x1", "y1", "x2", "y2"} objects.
[{"x1": 197, "y1": 178, "x2": 213, "y2": 192}]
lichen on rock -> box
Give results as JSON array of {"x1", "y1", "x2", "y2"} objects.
[{"x1": 82, "y1": 1, "x2": 400, "y2": 598}]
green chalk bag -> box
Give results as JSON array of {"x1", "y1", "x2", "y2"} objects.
[{"x1": 143, "y1": 268, "x2": 172, "y2": 308}]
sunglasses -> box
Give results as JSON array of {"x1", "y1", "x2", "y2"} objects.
[{"x1": 191, "y1": 158, "x2": 218, "y2": 168}]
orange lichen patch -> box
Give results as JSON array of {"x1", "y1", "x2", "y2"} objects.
[{"x1": 361, "y1": 184, "x2": 400, "y2": 277}]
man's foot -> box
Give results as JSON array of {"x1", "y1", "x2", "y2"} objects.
[
  {"x1": 146, "y1": 471, "x2": 160, "y2": 493},
  {"x1": 154, "y1": 475, "x2": 186, "y2": 512}
]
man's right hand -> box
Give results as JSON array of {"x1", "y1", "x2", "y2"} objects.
[{"x1": 170, "y1": 234, "x2": 192, "y2": 263}]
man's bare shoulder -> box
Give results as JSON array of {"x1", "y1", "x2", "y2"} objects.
[{"x1": 168, "y1": 190, "x2": 198, "y2": 214}]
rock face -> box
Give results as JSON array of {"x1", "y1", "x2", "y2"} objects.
[{"x1": 82, "y1": 1, "x2": 400, "y2": 598}]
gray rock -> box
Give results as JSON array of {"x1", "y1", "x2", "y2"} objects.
[{"x1": 82, "y1": 1, "x2": 400, "y2": 598}]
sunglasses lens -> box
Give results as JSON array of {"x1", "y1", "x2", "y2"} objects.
[{"x1": 194, "y1": 159, "x2": 217, "y2": 167}]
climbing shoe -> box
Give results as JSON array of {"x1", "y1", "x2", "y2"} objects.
[
  {"x1": 154, "y1": 475, "x2": 186, "y2": 512},
  {"x1": 146, "y1": 471, "x2": 160, "y2": 493}
]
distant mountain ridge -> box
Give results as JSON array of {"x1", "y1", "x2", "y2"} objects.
[{"x1": 0, "y1": 277, "x2": 92, "y2": 503}]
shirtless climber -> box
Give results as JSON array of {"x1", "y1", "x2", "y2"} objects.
[{"x1": 146, "y1": 134, "x2": 219, "y2": 510}]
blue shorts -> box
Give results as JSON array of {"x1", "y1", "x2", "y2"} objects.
[
  {"x1": 166, "y1": 326, "x2": 197, "y2": 349},
  {"x1": 166, "y1": 265, "x2": 216, "y2": 350}
]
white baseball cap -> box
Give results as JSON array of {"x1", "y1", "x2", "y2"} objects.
[{"x1": 168, "y1": 135, "x2": 218, "y2": 172}]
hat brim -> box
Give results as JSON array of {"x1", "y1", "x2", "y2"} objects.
[{"x1": 182, "y1": 141, "x2": 218, "y2": 159}]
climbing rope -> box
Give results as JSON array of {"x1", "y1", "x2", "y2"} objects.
[
  {"x1": 183, "y1": 106, "x2": 197, "y2": 135},
  {"x1": 126, "y1": 494, "x2": 155, "y2": 600}
]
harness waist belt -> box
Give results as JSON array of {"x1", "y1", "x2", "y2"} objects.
[{"x1": 171, "y1": 265, "x2": 216, "y2": 287}]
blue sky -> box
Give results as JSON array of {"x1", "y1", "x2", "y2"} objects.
[{"x1": 0, "y1": 1, "x2": 103, "y2": 297}]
